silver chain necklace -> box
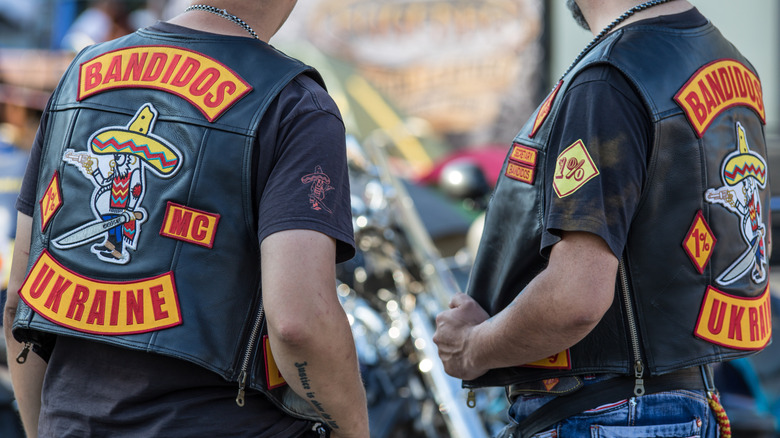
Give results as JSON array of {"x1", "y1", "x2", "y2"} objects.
[
  {"x1": 559, "y1": 0, "x2": 673, "y2": 81},
  {"x1": 185, "y1": 4, "x2": 259, "y2": 40}
]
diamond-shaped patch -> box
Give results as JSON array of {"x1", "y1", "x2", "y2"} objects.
[
  {"x1": 553, "y1": 140, "x2": 599, "y2": 198},
  {"x1": 683, "y1": 211, "x2": 717, "y2": 274},
  {"x1": 39, "y1": 171, "x2": 63, "y2": 232}
]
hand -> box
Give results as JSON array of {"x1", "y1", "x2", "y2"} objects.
[{"x1": 433, "y1": 293, "x2": 490, "y2": 380}]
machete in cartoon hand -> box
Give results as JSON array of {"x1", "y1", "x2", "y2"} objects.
[
  {"x1": 704, "y1": 121, "x2": 767, "y2": 285},
  {"x1": 52, "y1": 103, "x2": 182, "y2": 264}
]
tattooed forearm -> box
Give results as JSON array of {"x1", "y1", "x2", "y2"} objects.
[{"x1": 295, "y1": 361, "x2": 340, "y2": 430}]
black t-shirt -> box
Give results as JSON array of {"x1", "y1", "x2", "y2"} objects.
[
  {"x1": 540, "y1": 8, "x2": 708, "y2": 258},
  {"x1": 17, "y1": 23, "x2": 354, "y2": 438}
]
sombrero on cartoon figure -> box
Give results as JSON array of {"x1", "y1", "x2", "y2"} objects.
[
  {"x1": 722, "y1": 122, "x2": 766, "y2": 188},
  {"x1": 89, "y1": 103, "x2": 182, "y2": 177}
]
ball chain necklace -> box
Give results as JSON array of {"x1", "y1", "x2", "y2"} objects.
[
  {"x1": 185, "y1": 4, "x2": 259, "y2": 40},
  {"x1": 559, "y1": 0, "x2": 673, "y2": 81}
]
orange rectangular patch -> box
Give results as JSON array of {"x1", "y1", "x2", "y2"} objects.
[
  {"x1": 695, "y1": 285, "x2": 772, "y2": 350},
  {"x1": 675, "y1": 59, "x2": 765, "y2": 137},
  {"x1": 19, "y1": 250, "x2": 182, "y2": 335},
  {"x1": 264, "y1": 335, "x2": 287, "y2": 389},
  {"x1": 505, "y1": 161, "x2": 536, "y2": 185},
  {"x1": 160, "y1": 202, "x2": 220, "y2": 248},
  {"x1": 523, "y1": 350, "x2": 571, "y2": 370},
  {"x1": 509, "y1": 143, "x2": 538, "y2": 167},
  {"x1": 78, "y1": 46, "x2": 252, "y2": 122}
]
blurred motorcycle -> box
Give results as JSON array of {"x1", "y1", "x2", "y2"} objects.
[{"x1": 337, "y1": 134, "x2": 506, "y2": 438}]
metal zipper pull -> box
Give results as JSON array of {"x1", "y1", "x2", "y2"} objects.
[
  {"x1": 466, "y1": 389, "x2": 476, "y2": 408},
  {"x1": 312, "y1": 423, "x2": 327, "y2": 437},
  {"x1": 16, "y1": 342, "x2": 32, "y2": 364},
  {"x1": 236, "y1": 370, "x2": 247, "y2": 407},
  {"x1": 633, "y1": 360, "x2": 645, "y2": 396}
]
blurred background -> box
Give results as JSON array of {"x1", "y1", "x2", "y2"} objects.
[{"x1": 0, "y1": 1, "x2": 778, "y2": 437}]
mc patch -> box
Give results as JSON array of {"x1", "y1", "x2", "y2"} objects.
[
  {"x1": 160, "y1": 202, "x2": 220, "y2": 248},
  {"x1": 39, "y1": 171, "x2": 63, "y2": 232},
  {"x1": 553, "y1": 140, "x2": 599, "y2": 198},
  {"x1": 682, "y1": 211, "x2": 717, "y2": 274}
]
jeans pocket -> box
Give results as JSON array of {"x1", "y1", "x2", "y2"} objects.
[{"x1": 591, "y1": 418, "x2": 701, "y2": 438}]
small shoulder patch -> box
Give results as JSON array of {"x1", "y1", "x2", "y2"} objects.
[
  {"x1": 553, "y1": 140, "x2": 599, "y2": 198},
  {"x1": 504, "y1": 143, "x2": 539, "y2": 184}
]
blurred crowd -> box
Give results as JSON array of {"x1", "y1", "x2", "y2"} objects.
[{"x1": 0, "y1": 0, "x2": 198, "y2": 276}]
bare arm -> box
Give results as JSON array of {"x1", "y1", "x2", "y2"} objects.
[
  {"x1": 261, "y1": 230, "x2": 368, "y2": 438},
  {"x1": 3, "y1": 212, "x2": 47, "y2": 438},
  {"x1": 434, "y1": 231, "x2": 618, "y2": 380}
]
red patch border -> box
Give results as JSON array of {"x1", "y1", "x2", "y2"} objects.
[{"x1": 159, "y1": 201, "x2": 220, "y2": 248}]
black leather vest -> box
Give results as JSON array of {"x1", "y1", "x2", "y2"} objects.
[
  {"x1": 12, "y1": 29, "x2": 326, "y2": 420},
  {"x1": 466, "y1": 21, "x2": 770, "y2": 388}
]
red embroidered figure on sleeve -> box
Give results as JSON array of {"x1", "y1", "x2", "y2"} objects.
[{"x1": 301, "y1": 165, "x2": 335, "y2": 214}]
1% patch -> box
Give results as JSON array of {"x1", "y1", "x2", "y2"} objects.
[{"x1": 683, "y1": 211, "x2": 717, "y2": 274}]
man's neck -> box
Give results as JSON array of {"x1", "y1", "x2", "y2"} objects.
[
  {"x1": 166, "y1": 1, "x2": 291, "y2": 43},
  {"x1": 579, "y1": 0, "x2": 694, "y2": 36}
]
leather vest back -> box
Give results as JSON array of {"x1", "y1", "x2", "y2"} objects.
[
  {"x1": 12, "y1": 28, "x2": 326, "y2": 419},
  {"x1": 466, "y1": 21, "x2": 770, "y2": 388}
]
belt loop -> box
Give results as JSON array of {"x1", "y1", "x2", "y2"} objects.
[{"x1": 700, "y1": 364, "x2": 716, "y2": 392}]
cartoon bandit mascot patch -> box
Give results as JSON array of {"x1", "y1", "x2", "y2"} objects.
[
  {"x1": 705, "y1": 122, "x2": 767, "y2": 285},
  {"x1": 53, "y1": 103, "x2": 182, "y2": 264}
]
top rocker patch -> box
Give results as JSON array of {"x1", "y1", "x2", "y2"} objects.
[
  {"x1": 675, "y1": 59, "x2": 765, "y2": 137},
  {"x1": 79, "y1": 46, "x2": 253, "y2": 122}
]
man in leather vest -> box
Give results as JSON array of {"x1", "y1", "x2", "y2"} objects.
[
  {"x1": 3, "y1": 1, "x2": 369, "y2": 437},
  {"x1": 434, "y1": 1, "x2": 770, "y2": 436}
]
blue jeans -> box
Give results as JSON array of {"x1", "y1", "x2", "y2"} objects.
[{"x1": 499, "y1": 381, "x2": 718, "y2": 437}]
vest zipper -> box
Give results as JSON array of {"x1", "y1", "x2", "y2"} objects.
[
  {"x1": 15, "y1": 342, "x2": 33, "y2": 364},
  {"x1": 618, "y1": 258, "x2": 645, "y2": 396},
  {"x1": 236, "y1": 300, "x2": 264, "y2": 407}
]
